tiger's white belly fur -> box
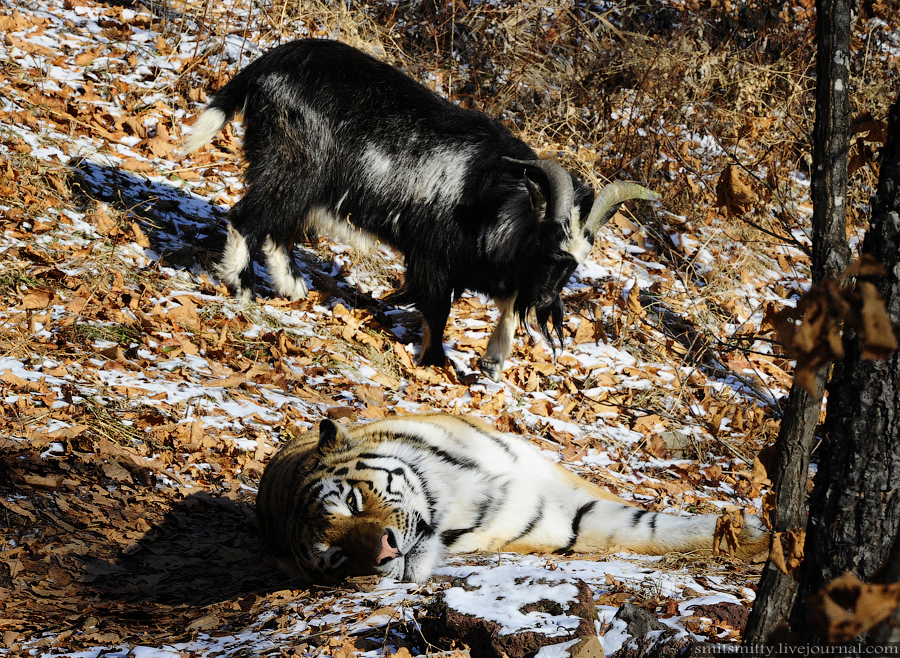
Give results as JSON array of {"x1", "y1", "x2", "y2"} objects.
[{"x1": 256, "y1": 414, "x2": 768, "y2": 584}]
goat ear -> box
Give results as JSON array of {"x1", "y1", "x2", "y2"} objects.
[
  {"x1": 523, "y1": 172, "x2": 547, "y2": 217},
  {"x1": 317, "y1": 419, "x2": 347, "y2": 452}
]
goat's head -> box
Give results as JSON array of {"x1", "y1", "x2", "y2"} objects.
[{"x1": 504, "y1": 157, "x2": 659, "y2": 351}]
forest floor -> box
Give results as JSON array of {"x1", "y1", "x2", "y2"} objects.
[{"x1": 0, "y1": 0, "x2": 897, "y2": 656}]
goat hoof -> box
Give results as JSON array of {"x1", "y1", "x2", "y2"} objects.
[{"x1": 478, "y1": 357, "x2": 502, "y2": 382}]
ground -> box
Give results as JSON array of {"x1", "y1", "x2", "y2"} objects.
[{"x1": 0, "y1": 0, "x2": 897, "y2": 656}]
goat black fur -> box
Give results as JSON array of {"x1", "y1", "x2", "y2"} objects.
[{"x1": 181, "y1": 39, "x2": 655, "y2": 380}]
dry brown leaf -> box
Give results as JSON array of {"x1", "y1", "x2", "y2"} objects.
[
  {"x1": 130, "y1": 222, "x2": 151, "y2": 248},
  {"x1": 529, "y1": 399, "x2": 554, "y2": 417},
  {"x1": 772, "y1": 282, "x2": 845, "y2": 395},
  {"x1": 1, "y1": 369, "x2": 30, "y2": 389},
  {"x1": 121, "y1": 157, "x2": 155, "y2": 172},
  {"x1": 769, "y1": 529, "x2": 805, "y2": 574},
  {"x1": 625, "y1": 282, "x2": 644, "y2": 319},
  {"x1": 74, "y1": 46, "x2": 105, "y2": 66},
  {"x1": 186, "y1": 614, "x2": 220, "y2": 632},
  {"x1": 0, "y1": 498, "x2": 37, "y2": 522},
  {"x1": 750, "y1": 456, "x2": 771, "y2": 488},
  {"x1": 392, "y1": 342, "x2": 415, "y2": 369},
  {"x1": 358, "y1": 406, "x2": 386, "y2": 420},
  {"x1": 21, "y1": 288, "x2": 54, "y2": 309},
  {"x1": 86, "y1": 205, "x2": 118, "y2": 236},
  {"x1": 852, "y1": 111, "x2": 888, "y2": 144},
  {"x1": 145, "y1": 123, "x2": 175, "y2": 158},
  {"x1": 760, "y1": 490, "x2": 777, "y2": 530},
  {"x1": 809, "y1": 572, "x2": 900, "y2": 643},
  {"x1": 101, "y1": 460, "x2": 132, "y2": 482},
  {"x1": 572, "y1": 317, "x2": 596, "y2": 344},
  {"x1": 840, "y1": 254, "x2": 886, "y2": 279},
  {"x1": 858, "y1": 281, "x2": 899, "y2": 359},
  {"x1": 773, "y1": 259, "x2": 898, "y2": 394},
  {"x1": 713, "y1": 507, "x2": 744, "y2": 557},
  {"x1": 633, "y1": 413, "x2": 664, "y2": 433},
  {"x1": 0, "y1": 10, "x2": 31, "y2": 30},
  {"x1": 714, "y1": 165, "x2": 755, "y2": 217}
]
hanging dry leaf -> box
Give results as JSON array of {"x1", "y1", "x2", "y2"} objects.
[
  {"x1": 773, "y1": 258, "x2": 898, "y2": 394},
  {"x1": 713, "y1": 507, "x2": 744, "y2": 557},
  {"x1": 772, "y1": 281, "x2": 846, "y2": 395},
  {"x1": 809, "y1": 572, "x2": 900, "y2": 643},
  {"x1": 840, "y1": 254, "x2": 886, "y2": 279},
  {"x1": 760, "y1": 490, "x2": 777, "y2": 530},
  {"x1": 858, "y1": 281, "x2": 899, "y2": 359},
  {"x1": 714, "y1": 165, "x2": 755, "y2": 217},
  {"x1": 769, "y1": 529, "x2": 805, "y2": 574}
]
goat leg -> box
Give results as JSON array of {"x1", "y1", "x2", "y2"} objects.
[
  {"x1": 478, "y1": 295, "x2": 517, "y2": 381},
  {"x1": 417, "y1": 296, "x2": 452, "y2": 368}
]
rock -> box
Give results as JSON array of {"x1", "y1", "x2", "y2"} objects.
[
  {"x1": 685, "y1": 602, "x2": 750, "y2": 631},
  {"x1": 570, "y1": 635, "x2": 606, "y2": 658},
  {"x1": 423, "y1": 572, "x2": 598, "y2": 658},
  {"x1": 613, "y1": 603, "x2": 668, "y2": 640},
  {"x1": 609, "y1": 627, "x2": 701, "y2": 658},
  {"x1": 609, "y1": 603, "x2": 703, "y2": 658}
]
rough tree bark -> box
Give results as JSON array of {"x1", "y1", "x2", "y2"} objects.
[
  {"x1": 743, "y1": 0, "x2": 852, "y2": 643},
  {"x1": 793, "y1": 93, "x2": 900, "y2": 629}
]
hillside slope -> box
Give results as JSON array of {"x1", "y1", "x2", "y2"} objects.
[{"x1": 0, "y1": 0, "x2": 895, "y2": 655}]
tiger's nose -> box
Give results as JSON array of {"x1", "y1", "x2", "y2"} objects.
[{"x1": 376, "y1": 530, "x2": 399, "y2": 565}]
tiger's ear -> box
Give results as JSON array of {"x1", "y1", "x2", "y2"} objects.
[{"x1": 317, "y1": 419, "x2": 347, "y2": 452}]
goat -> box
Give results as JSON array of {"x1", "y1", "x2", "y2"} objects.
[{"x1": 181, "y1": 39, "x2": 657, "y2": 381}]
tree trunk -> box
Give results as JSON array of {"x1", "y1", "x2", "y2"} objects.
[
  {"x1": 743, "y1": 0, "x2": 853, "y2": 642},
  {"x1": 794, "y1": 93, "x2": 900, "y2": 632},
  {"x1": 742, "y1": 372, "x2": 825, "y2": 642},
  {"x1": 809, "y1": 0, "x2": 853, "y2": 284}
]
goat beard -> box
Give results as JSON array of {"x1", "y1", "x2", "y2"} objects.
[{"x1": 532, "y1": 297, "x2": 566, "y2": 356}]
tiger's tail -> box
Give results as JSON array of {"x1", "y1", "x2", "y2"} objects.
[{"x1": 572, "y1": 498, "x2": 768, "y2": 559}]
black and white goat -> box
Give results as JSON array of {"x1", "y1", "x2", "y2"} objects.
[{"x1": 181, "y1": 39, "x2": 656, "y2": 380}]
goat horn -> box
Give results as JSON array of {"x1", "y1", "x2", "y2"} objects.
[
  {"x1": 581, "y1": 181, "x2": 659, "y2": 238},
  {"x1": 502, "y1": 157, "x2": 575, "y2": 227}
]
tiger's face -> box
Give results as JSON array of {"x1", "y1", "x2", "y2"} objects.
[{"x1": 282, "y1": 422, "x2": 437, "y2": 583}]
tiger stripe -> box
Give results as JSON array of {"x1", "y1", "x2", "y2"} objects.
[{"x1": 256, "y1": 414, "x2": 769, "y2": 583}]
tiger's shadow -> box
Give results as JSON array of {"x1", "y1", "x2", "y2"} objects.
[{"x1": 84, "y1": 491, "x2": 294, "y2": 606}]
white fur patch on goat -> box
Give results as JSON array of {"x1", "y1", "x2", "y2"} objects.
[
  {"x1": 362, "y1": 144, "x2": 473, "y2": 211},
  {"x1": 219, "y1": 224, "x2": 252, "y2": 302},
  {"x1": 180, "y1": 108, "x2": 227, "y2": 155},
  {"x1": 262, "y1": 237, "x2": 308, "y2": 300},
  {"x1": 306, "y1": 206, "x2": 379, "y2": 254},
  {"x1": 563, "y1": 208, "x2": 593, "y2": 263}
]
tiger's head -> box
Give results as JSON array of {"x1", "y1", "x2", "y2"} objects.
[{"x1": 260, "y1": 419, "x2": 437, "y2": 584}]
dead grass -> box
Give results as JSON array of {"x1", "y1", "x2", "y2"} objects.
[{"x1": 147, "y1": 0, "x2": 897, "y2": 463}]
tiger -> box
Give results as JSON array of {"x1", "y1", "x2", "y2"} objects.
[{"x1": 256, "y1": 414, "x2": 768, "y2": 584}]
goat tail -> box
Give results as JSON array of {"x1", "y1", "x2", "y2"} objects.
[{"x1": 179, "y1": 61, "x2": 260, "y2": 155}]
